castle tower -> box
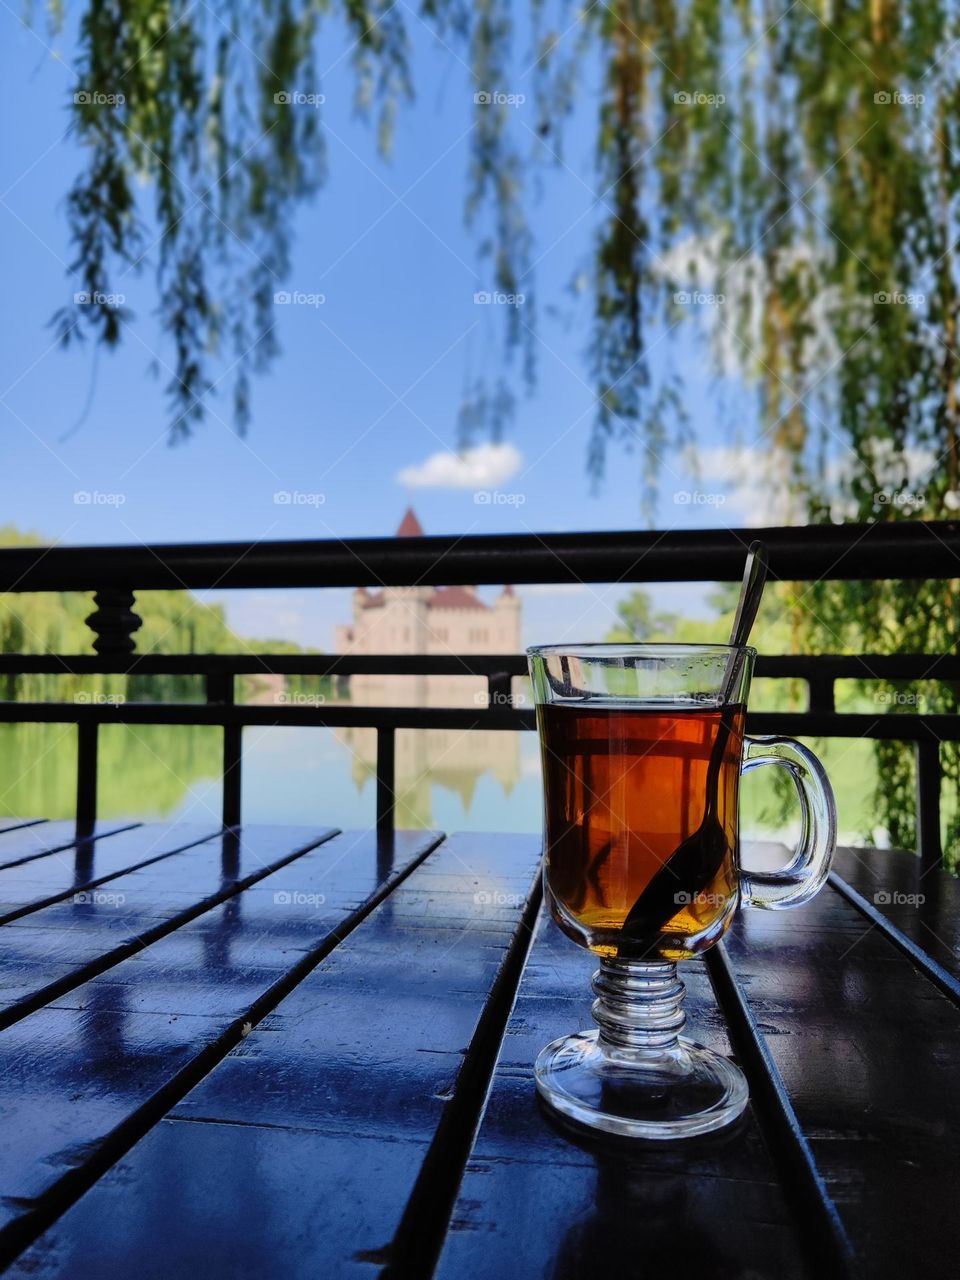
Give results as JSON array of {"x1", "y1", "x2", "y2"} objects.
[
  {"x1": 493, "y1": 583, "x2": 522, "y2": 652},
  {"x1": 333, "y1": 509, "x2": 523, "y2": 825},
  {"x1": 393, "y1": 507, "x2": 432, "y2": 662}
]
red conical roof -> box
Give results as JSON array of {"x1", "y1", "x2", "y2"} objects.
[{"x1": 396, "y1": 507, "x2": 424, "y2": 537}]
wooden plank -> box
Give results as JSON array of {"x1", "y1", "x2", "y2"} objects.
[
  {"x1": 0, "y1": 820, "x2": 138, "y2": 871},
  {"x1": 7, "y1": 832, "x2": 542, "y2": 1278},
  {"x1": 434, "y1": 909, "x2": 816, "y2": 1280},
  {"x1": 0, "y1": 818, "x2": 46, "y2": 835},
  {"x1": 829, "y1": 845, "x2": 960, "y2": 998},
  {"x1": 706, "y1": 943, "x2": 854, "y2": 1275},
  {"x1": 716, "y1": 879, "x2": 960, "y2": 1279},
  {"x1": 0, "y1": 827, "x2": 441, "y2": 1268},
  {"x1": 0, "y1": 824, "x2": 343, "y2": 1028},
  {"x1": 0, "y1": 822, "x2": 222, "y2": 926}
]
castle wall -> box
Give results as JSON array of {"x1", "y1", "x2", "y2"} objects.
[{"x1": 331, "y1": 577, "x2": 523, "y2": 824}]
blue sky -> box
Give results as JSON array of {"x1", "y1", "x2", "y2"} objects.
[{"x1": 0, "y1": 7, "x2": 758, "y2": 648}]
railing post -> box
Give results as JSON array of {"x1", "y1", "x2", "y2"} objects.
[
  {"x1": 207, "y1": 673, "x2": 241, "y2": 829},
  {"x1": 84, "y1": 589, "x2": 142, "y2": 654},
  {"x1": 377, "y1": 727, "x2": 396, "y2": 832},
  {"x1": 915, "y1": 738, "x2": 942, "y2": 869},
  {"x1": 807, "y1": 673, "x2": 834, "y2": 714},
  {"x1": 488, "y1": 670, "x2": 513, "y2": 712},
  {"x1": 75, "y1": 720, "x2": 98, "y2": 839}
]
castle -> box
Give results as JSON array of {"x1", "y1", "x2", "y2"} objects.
[
  {"x1": 334, "y1": 509, "x2": 523, "y2": 825},
  {"x1": 335, "y1": 507, "x2": 522, "y2": 706}
]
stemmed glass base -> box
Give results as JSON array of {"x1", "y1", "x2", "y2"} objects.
[{"x1": 534, "y1": 957, "x2": 748, "y2": 1140}]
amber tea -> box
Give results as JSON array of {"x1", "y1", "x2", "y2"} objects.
[{"x1": 538, "y1": 700, "x2": 745, "y2": 960}]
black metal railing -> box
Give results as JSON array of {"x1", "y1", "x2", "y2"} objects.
[{"x1": 0, "y1": 522, "x2": 958, "y2": 862}]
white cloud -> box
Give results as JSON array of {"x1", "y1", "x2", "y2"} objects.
[
  {"x1": 396, "y1": 442, "x2": 523, "y2": 490},
  {"x1": 657, "y1": 231, "x2": 852, "y2": 380},
  {"x1": 682, "y1": 444, "x2": 803, "y2": 527},
  {"x1": 683, "y1": 440, "x2": 940, "y2": 526}
]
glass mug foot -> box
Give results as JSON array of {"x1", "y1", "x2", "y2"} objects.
[{"x1": 535, "y1": 958, "x2": 748, "y2": 1140}]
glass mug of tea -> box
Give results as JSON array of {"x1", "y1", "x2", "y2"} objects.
[{"x1": 527, "y1": 643, "x2": 837, "y2": 1139}]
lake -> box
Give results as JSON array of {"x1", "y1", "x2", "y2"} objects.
[{"x1": 0, "y1": 721, "x2": 880, "y2": 847}]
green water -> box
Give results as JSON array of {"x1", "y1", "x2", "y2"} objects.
[
  {"x1": 0, "y1": 721, "x2": 887, "y2": 848},
  {"x1": 0, "y1": 722, "x2": 222, "y2": 823}
]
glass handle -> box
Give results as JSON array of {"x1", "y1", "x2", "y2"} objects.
[{"x1": 739, "y1": 736, "x2": 837, "y2": 910}]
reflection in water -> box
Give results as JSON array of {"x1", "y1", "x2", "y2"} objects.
[
  {"x1": 336, "y1": 725, "x2": 523, "y2": 828},
  {"x1": 0, "y1": 718, "x2": 539, "y2": 831},
  {"x1": 1, "y1": 708, "x2": 808, "y2": 842},
  {"x1": 0, "y1": 722, "x2": 223, "y2": 822}
]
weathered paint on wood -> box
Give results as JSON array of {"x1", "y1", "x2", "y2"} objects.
[
  {"x1": 8, "y1": 832, "x2": 541, "y2": 1277},
  {"x1": 720, "y1": 872, "x2": 960, "y2": 1279},
  {"x1": 0, "y1": 822, "x2": 221, "y2": 925},
  {"x1": 0, "y1": 820, "x2": 138, "y2": 872},
  {"x1": 830, "y1": 845, "x2": 960, "y2": 994},
  {"x1": 0, "y1": 819, "x2": 46, "y2": 835},
  {"x1": 0, "y1": 825, "x2": 343, "y2": 1026},
  {"x1": 0, "y1": 827, "x2": 440, "y2": 1263},
  {"x1": 2, "y1": 832, "x2": 959, "y2": 1280},
  {"x1": 435, "y1": 910, "x2": 814, "y2": 1280}
]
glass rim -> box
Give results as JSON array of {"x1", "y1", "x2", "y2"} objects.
[{"x1": 526, "y1": 642, "x2": 757, "y2": 660}]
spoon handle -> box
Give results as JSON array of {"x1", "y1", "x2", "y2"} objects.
[
  {"x1": 722, "y1": 541, "x2": 768, "y2": 699},
  {"x1": 617, "y1": 543, "x2": 769, "y2": 955}
]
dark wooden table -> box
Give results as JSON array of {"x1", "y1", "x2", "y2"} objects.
[{"x1": 0, "y1": 820, "x2": 955, "y2": 1278}]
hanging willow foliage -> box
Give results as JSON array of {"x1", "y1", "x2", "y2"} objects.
[{"x1": 33, "y1": 0, "x2": 960, "y2": 856}]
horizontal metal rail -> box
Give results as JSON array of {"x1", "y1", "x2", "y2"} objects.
[
  {"x1": 0, "y1": 522, "x2": 957, "y2": 857},
  {"x1": 1, "y1": 520, "x2": 959, "y2": 591},
  {"x1": 1, "y1": 652, "x2": 959, "y2": 680},
  {"x1": 1, "y1": 702, "x2": 959, "y2": 740}
]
